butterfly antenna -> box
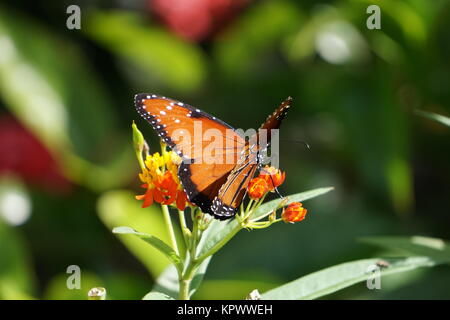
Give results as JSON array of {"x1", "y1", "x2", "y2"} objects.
[{"x1": 282, "y1": 140, "x2": 311, "y2": 150}]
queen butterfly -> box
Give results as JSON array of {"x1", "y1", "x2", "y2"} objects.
[{"x1": 134, "y1": 94, "x2": 291, "y2": 220}]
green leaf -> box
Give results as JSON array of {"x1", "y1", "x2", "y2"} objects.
[
  {"x1": 84, "y1": 11, "x2": 206, "y2": 92},
  {"x1": 214, "y1": 0, "x2": 302, "y2": 79},
  {"x1": 196, "y1": 187, "x2": 334, "y2": 259},
  {"x1": 251, "y1": 187, "x2": 334, "y2": 221},
  {"x1": 359, "y1": 236, "x2": 450, "y2": 263},
  {"x1": 261, "y1": 256, "x2": 441, "y2": 300},
  {"x1": 0, "y1": 222, "x2": 36, "y2": 300},
  {"x1": 190, "y1": 256, "x2": 212, "y2": 297},
  {"x1": 97, "y1": 191, "x2": 182, "y2": 276},
  {"x1": 142, "y1": 292, "x2": 175, "y2": 300},
  {"x1": 195, "y1": 219, "x2": 233, "y2": 259},
  {"x1": 113, "y1": 226, "x2": 183, "y2": 273},
  {"x1": 0, "y1": 177, "x2": 36, "y2": 299},
  {"x1": 415, "y1": 110, "x2": 450, "y2": 127},
  {"x1": 151, "y1": 256, "x2": 212, "y2": 299},
  {"x1": 151, "y1": 264, "x2": 179, "y2": 299}
]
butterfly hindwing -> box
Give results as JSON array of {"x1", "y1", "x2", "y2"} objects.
[{"x1": 212, "y1": 97, "x2": 292, "y2": 218}]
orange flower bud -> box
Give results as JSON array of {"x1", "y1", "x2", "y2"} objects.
[
  {"x1": 247, "y1": 177, "x2": 269, "y2": 200},
  {"x1": 282, "y1": 202, "x2": 307, "y2": 223},
  {"x1": 259, "y1": 166, "x2": 285, "y2": 190}
]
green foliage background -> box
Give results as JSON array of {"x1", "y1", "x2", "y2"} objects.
[{"x1": 0, "y1": 0, "x2": 449, "y2": 299}]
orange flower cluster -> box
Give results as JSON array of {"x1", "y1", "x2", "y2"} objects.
[
  {"x1": 282, "y1": 202, "x2": 307, "y2": 223},
  {"x1": 135, "y1": 151, "x2": 188, "y2": 210},
  {"x1": 247, "y1": 166, "x2": 286, "y2": 200}
]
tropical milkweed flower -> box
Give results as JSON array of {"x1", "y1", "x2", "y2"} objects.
[
  {"x1": 135, "y1": 150, "x2": 189, "y2": 210},
  {"x1": 259, "y1": 166, "x2": 285, "y2": 191},
  {"x1": 247, "y1": 177, "x2": 269, "y2": 200},
  {"x1": 282, "y1": 202, "x2": 307, "y2": 223}
]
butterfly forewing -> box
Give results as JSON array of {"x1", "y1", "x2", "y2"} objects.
[
  {"x1": 135, "y1": 94, "x2": 244, "y2": 160},
  {"x1": 135, "y1": 93, "x2": 245, "y2": 215}
]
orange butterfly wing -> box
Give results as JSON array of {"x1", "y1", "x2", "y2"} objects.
[
  {"x1": 135, "y1": 94, "x2": 291, "y2": 220},
  {"x1": 135, "y1": 94, "x2": 245, "y2": 215}
]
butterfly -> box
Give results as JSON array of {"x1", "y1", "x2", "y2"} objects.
[{"x1": 134, "y1": 93, "x2": 291, "y2": 220}]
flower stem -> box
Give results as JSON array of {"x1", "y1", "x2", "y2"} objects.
[
  {"x1": 178, "y1": 209, "x2": 204, "y2": 300},
  {"x1": 190, "y1": 209, "x2": 199, "y2": 260},
  {"x1": 178, "y1": 209, "x2": 190, "y2": 248},
  {"x1": 179, "y1": 278, "x2": 191, "y2": 300},
  {"x1": 161, "y1": 205, "x2": 179, "y2": 256}
]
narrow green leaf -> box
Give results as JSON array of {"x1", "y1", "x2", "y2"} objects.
[
  {"x1": 197, "y1": 187, "x2": 334, "y2": 259},
  {"x1": 113, "y1": 226, "x2": 183, "y2": 272},
  {"x1": 251, "y1": 187, "x2": 334, "y2": 221},
  {"x1": 214, "y1": 0, "x2": 302, "y2": 79},
  {"x1": 359, "y1": 236, "x2": 450, "y2": 263},
  {"x1": 142, "y1": 292, "x2": 175, "y2": 300},
  {"x1": 97, "y1": 191, "x2": 175, "y2": 276},
  {"x1": 195, "y1": 219, "x2": 233, "y2": 259},
  {"x1": 84, "y1": 11, "x2": 206, "y2": 92},
  {"x1": 196, "y1": 219, "x2": 240, "y2": 260},
  {"x1": 0, "y1": 217, "x2": 36, "y2": 299},
  {"x1": 415, "y1": 110, "x2": 450, "y2": 127},
  {"x1": 261, "y1": 256, "x2": 439, "y2": 300},
  {"x1": 190, "y1": 256, "x2": 212, "y2": 297},
  {"x1": 151, "y1": 264, "x2": 179, "y2": 299}
]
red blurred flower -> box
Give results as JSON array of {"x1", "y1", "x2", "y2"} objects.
[
  {"x1": 282, "y1": 202, "x2": 307, "y2": 223},
  {"x1": 150, "y1": 0, "x2": 248, "y2": 42},
  {"x1": 259, "y1": 166, "x2": 285, "y2": 191},
  {"x1": 247, "y1": 177, "x2": 269, "y2": 200},
  {"x1": 0, "y1": 115, "x2": 70, "y2": 193}
]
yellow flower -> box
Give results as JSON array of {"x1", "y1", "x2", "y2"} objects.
[{"x1": 136, "y1": 147, "x2": 189, "y2": 211}]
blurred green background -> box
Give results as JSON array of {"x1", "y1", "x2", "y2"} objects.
[{"x1": 0, "y1": 0, "x2": 449, "y2": 300}]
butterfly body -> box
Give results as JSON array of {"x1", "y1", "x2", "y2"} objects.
[{"x1": 135, "y1": 94, "x2": 291, "y2": 220}]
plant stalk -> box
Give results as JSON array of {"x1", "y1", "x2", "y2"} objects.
[{"x1": 161, "y1": 204, "x2": 180, "y2": 256}]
